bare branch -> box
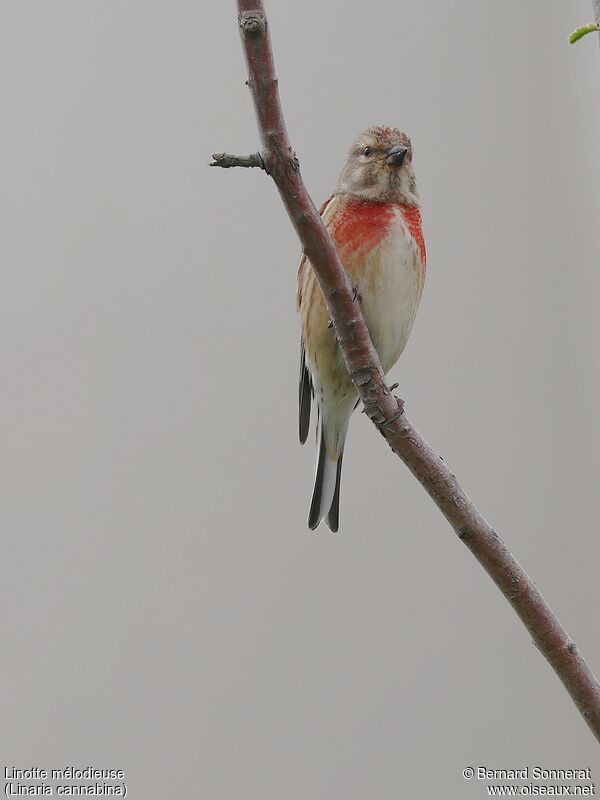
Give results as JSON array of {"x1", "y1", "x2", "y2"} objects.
[
  {"x1": 210, "y1": 152, "x2": 266, "y2": 170},
  {"x1": 217, "y1": 0, "x2": 600, "y2": 742}
]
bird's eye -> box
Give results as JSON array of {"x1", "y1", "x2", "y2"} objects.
[{"x1": 362, "y1": 146, "x2": 372, "y2": 157}]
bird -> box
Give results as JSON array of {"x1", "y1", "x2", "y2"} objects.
[{"x1": 297, "y1": 125, "x2": 426, "y2": 532}]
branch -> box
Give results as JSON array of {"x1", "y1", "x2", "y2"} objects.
[
  {"x1": 215, "y1": 0, "x2": 600, "y2": 742},
  {"x1": 210, "y1": 152, "x2": 266, "y2": 170}
]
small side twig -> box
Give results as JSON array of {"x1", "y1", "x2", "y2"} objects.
[{"x1": 210, "y1": 152, "x2": 266, "y2": 170}]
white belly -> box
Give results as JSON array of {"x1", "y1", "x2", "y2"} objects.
[{"x1": 359, "y1": 209, "x2": 424, "y2": 374}]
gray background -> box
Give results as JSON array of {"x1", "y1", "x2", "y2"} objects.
[{"x1": 2, "y1": 1, "x2": 600, "y2": 797}]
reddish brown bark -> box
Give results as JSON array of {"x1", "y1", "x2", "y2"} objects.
[{"x1": 212, "y1": 0, "x2": 600, "y2": 743}]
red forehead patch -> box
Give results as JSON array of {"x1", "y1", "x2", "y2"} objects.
[{"x1": 371, "y1": 126, "x2": 410, "y2": 148}]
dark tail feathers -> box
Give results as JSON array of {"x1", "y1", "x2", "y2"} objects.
[{"x1": 308, "y1": 427, "x2": 344, "y2": 532}]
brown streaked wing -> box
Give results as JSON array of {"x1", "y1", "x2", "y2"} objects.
[
  {"x1": 296, "y1": 194, "x2": 337, "y2": 443},
  {"x1": 296, "y1": 194, "x2": 335, "y2": 310}
]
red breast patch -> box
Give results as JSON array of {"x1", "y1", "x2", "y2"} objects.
[
  {"x1": 330, "y1": 199, "x2": 426, "y2": 265},
  {"x1": 400, "y1": 204, "x2": 426, "y2": 265},
  {"x1": 330, "y1": 200, "x2": 395, "y2": 260}
]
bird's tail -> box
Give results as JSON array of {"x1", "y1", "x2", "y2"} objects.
[{"x1": 308, "y1": 416, "x2": 348, "y2": 532}]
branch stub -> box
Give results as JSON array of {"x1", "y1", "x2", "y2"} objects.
[{"x1": 239, "y1": 11, "x2": 266, "y2": 37}]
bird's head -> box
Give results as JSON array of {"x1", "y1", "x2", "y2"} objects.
[{"x1": 336, "y1": 126, "x2": 418, "y2": 205}]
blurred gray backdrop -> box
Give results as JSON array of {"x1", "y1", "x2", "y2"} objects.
[{"x1": 2, "y1": 1, "x2": 600, "y2": 797}]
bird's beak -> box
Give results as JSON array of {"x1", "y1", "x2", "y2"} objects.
[{"x1": 386, "y1": 145, "x2": 408, "y2": 166}]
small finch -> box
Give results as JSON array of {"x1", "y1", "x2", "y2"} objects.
[{"x1": 297, "y1": 126, "x2": 426, "y2": 531}]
